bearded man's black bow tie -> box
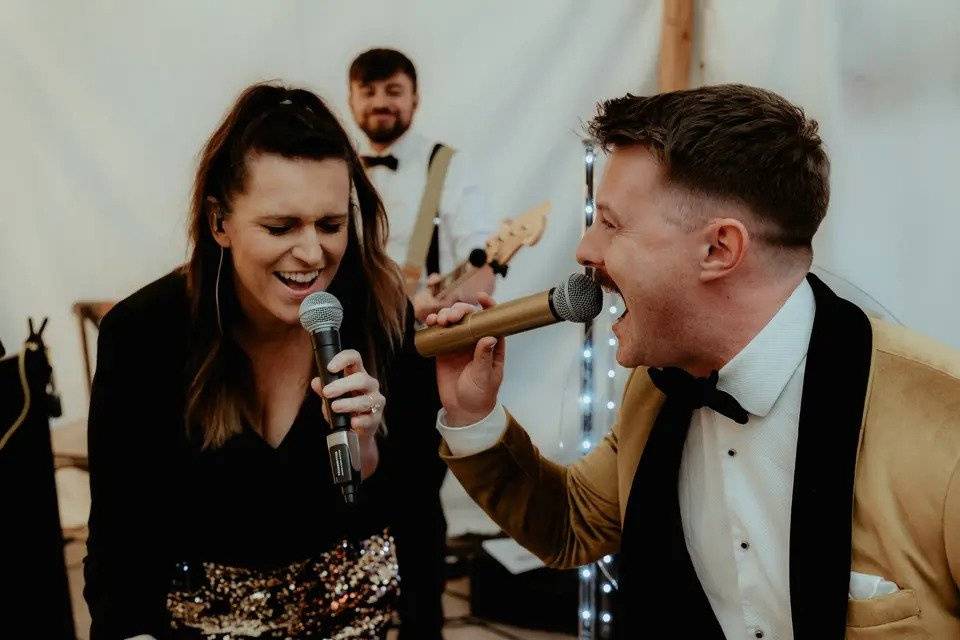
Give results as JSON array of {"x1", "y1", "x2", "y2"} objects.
[
  {"x1": 647, "y1": 367, "x2": 750, "y2": 425},
  {"x1": 361, "y1": 154, "x2": 399, "y2": 171}
]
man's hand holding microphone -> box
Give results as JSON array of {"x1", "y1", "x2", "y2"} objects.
[
  {"x1": 423, "y1": 292, "x2": 505, "y2": 428},
  {"x1": 417, "y1": 273, "x2": 604, "y2": 430}
]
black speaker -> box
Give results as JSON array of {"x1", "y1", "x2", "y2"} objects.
[
  {"x1": 0, "y1": 322, "x2": 75, "y2": 639},
  {"x1": 469, "y1": 542, "x2": 577, "y2": 634}
]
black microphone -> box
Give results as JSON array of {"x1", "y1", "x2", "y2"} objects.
[{"x1": 299, "y1": 291, "x2": 361, "y2": 505}]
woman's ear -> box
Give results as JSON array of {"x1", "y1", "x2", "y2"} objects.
[
  {"x1": 349, "y1": 185, "x2": 364, "y2": 245},
  {"x1": 207, "y1": 197, "x2": 230, "y2": 248}
]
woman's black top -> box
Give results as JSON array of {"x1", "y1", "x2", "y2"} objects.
[{"x1": 83, "y1": 271, "x2": 446, "y2": 639}]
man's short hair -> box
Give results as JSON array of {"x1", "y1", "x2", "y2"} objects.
[
  {"x1": 589, "y1": 84, "x2": 830, "y2": 248},
  {"x1": 349, "y1": 48, "x2": 417, "y2": 92}
]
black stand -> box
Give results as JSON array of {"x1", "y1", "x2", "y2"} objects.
[{"x1": 0, "y1": 320, "x2": 75, "y2": 639}]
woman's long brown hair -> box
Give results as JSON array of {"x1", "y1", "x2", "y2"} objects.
[{"x1": 184, "y1": 83, "x2": 406, "y2": 449}]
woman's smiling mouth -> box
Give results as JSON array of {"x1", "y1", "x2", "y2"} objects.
[{"x1": 275, "y1": 270, "x2": 319, "y2": 292}]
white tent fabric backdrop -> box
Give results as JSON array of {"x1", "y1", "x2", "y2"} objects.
[{"x1": 1, "y1": 1, "x2": 958, "y2": 532}]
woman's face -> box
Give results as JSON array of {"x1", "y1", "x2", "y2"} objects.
[{"x1": 213, "y1": 153, "x2": 351, "y2": 332}]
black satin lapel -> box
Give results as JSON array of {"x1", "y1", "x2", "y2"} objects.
[
  {"x1": 617, "y1": 398, "x2": 725, "y2": 639},
  {"x1": 790, "y1": 274, "x2": 873, "y2": 638}
]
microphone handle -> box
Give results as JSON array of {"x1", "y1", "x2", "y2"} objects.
[
  {"x1": 310, "y1": 327, "x2": 361, "y2": 505},
  {"x1": 310, "y1": 328, "x2": 351, "y2": 430},
  {"x1": 414, "y1": 289, "x2": 558, "y2": 357}
]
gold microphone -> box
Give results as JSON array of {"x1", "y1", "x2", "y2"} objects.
[{"x1": 415, "y1": 273, "x2": 603, "y2": 357}]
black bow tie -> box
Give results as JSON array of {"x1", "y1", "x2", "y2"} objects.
[
  {"x1": 361, "y1": 154, "x2": 398, "y2": 171},
  {"x1": 648, "y1": 367, "x2": 749, "y2": 425}
]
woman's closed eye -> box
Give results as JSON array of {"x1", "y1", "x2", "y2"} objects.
[
  {"x1": 263, "y1": 223, "x2": 294, "y2": 235},
  {"x1": 262, "y1": 216, "x2": 346, "y2": 236},
  {"x1": 317, "y1": 219, "x2": 345, "y2": 234}
]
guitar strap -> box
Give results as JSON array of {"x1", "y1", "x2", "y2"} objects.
[{"x1": 402, "y1": 143, "x2": 455, "y2": 294}]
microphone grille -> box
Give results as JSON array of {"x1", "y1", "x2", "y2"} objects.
[
  {"x1": 298, "y1": 292, "x2": 343, "y2": 332},
  {"x1": 552, "y1": 273, "x2": 603, "y2": 322}
]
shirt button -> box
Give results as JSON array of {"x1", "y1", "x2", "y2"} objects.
[
  {"x1": 754, "y1": 631, "x2": 764, "y2": 639},
  {"x1": 740, "y1": 541, "x2": 750, "y2": 550},
  {"x1": 727, "y1": 449, "x2": 737, "y2": 457}
]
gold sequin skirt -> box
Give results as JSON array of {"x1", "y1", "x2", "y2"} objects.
[{"x1": 166, "y1": 531, "x2": 400, "y2": 639}]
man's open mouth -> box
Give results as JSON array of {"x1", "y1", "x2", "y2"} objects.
[
  {"x1": 595, "y1": 273, "x2": 629, "y2": 321},
  {"x1": 613, "y1": 294, "x2": 629, "y2": 322}
]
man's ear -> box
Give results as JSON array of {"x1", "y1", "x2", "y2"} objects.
[
  {"x1": 347, "y1": 82, "x2": 361, "y2": 109},
  {"x1": 207, "y1": 197, "x2": 230, "y2": 248},
  {"x1": 698, "y1": 218, "x2": 749, "y2": 283}
]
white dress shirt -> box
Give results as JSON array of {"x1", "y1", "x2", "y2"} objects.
[
  {"x1": 438, "y1": 280, "x2": 816, "y2": 640},
  {"x1": 359, "y1": 129, "x2": 495, "y2": 276}
]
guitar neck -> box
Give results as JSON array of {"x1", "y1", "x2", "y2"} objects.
[
  {"x1": 428, "y1": 200, "x2": 549, "y2": 300},
  {"x1": 432, "y1": 259, "x2": 472, "y2": 298}
]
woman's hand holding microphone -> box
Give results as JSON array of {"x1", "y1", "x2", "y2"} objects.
[{"x1": 310, "y1": 349, "x2": 385, "y2": 479}]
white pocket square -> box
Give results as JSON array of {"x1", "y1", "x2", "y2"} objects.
[{"x1": 849, "y1": 571, "x2": 899, "y2": 600}]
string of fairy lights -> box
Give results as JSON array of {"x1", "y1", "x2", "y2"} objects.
[{"x1": 577, "y1": 141, "x2": 624, "y2": 639}]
